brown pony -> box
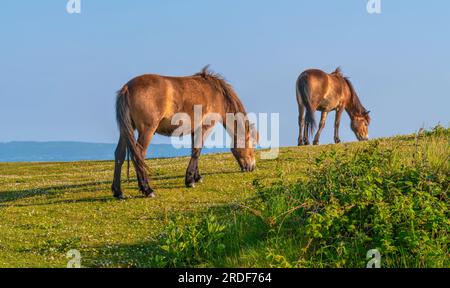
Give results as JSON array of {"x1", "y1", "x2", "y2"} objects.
[
  {"x1": 296, "y1": 68, "x2": 371, "y2": 146},
  {"x1": 112, "y1": 66, "x2": 258, "y2": 199}
]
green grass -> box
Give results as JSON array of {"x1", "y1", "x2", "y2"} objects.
[{"x1": 0, "y1": 127, "x2": 448, "y2": 268}]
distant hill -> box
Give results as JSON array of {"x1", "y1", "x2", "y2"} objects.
[{"x1": 0, "y1": 141, "x2": 229, "y2": 162}]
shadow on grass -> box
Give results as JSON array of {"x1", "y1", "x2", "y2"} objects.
[
  {"x1": 0, "y1": 166, "x2": 242, "y2": 204},
  {"x1": 0, "y1": 180, "x2": 178, "y2": 207},
  {"x1": 81, "y1": 203, "x2": 268, "y2": 268},
  {"x1": 0, "y1": 168, "x2": 246, "y2": 213},
  {"x1": 151, "y1": 170, "x2": 241, "y2": 181},
  {"x1": 1, "y1": 196, "x2": 120, "y2": 208},
  {"x1": 0, "y1": 180, "x2": 114, "y2": 204}
]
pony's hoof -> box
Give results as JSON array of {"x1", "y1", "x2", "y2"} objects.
[
  {"x1": 112, "y1": 188, "x2": 125, "y2": 200},
  {"x1": 114, "y1": 193, "x2": 126, "y2": 200},
  {"x1": 186, "y1": 182, "x2": 196, "y2": 188},
  {"x1": 142, "y1": 188, "x2": 156, "y2": 198},
  {"x1": 313, "y1": 141, "x2": 319, "y2": 146},
  {"x1": 195, "y1": 177, "x2": 203, "y2": 183}
]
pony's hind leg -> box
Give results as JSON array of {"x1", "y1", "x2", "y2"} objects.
[
  {"x1": 303, "y1": 123, "x2": 310, "y2": 145},
  {"x1": 298, "y1": 105, "x2": 305, "y2": 146},
  {"x1": 112, "y1": 135, "x2": 127, "y2": 199},
  {"x1": 313, "y1": 112, "x2": 328, "y2": 145},
  {"x1": 136, "y1": 127, "x2": 157, "y2": 198}
]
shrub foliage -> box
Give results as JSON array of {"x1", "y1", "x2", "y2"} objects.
[
  {"x1": 151, "y1": 127, "x2": 449, "y2": 268},
  {"x1": 256, "y1": 141, "x2": 449, "y2": 267}
]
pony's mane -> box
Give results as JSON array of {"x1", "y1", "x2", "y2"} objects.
[
  {"x1": 332, "y1": 67, "x2": 370, "y2": 122},
  {"x1": 195, "y1": 65, "x2": 246, "y2": 113},
  {"x1": 344, "y1": 77, "x2": 371, "y2": 123},
  {"x1": 332, "y1": 67, "x2": 344, "y2": 78}
]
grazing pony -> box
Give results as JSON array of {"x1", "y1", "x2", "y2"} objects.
[
  {"x1": 296, "y1": 68, "x2": 371, "y2": 145},
  {"x1": 112, "y1": 66, "x2": 258, "y2": 199}
]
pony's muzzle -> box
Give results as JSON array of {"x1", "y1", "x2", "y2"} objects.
[
  {"x1": 241, "y1": 162, "x2": 256, "y2": 172},
  {"x1": 357, "y1": 134, "x2": 369, "y2": 141}
]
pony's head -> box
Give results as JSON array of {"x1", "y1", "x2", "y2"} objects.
[
  {"x1": 231, "y1": 124, "x2": 259, "y2": 172},
  {"x1": 351, "y1": 111, "x2": 371, "y2": 141}
]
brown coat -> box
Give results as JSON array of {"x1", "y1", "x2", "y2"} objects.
[
  {"x1": 112, "y1": 66, "x2": 257, "y2": 199},
  {"x1": 296, "y1": 68, "x2": 371, "y2": 145}
]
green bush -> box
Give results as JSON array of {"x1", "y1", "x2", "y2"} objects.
[
  {"x1": 151, "y1": 214, "x2": 227, "y2": 267},
  {"x1": 255, "y1": 141, "x2": 449, "y2": 268},
  {"x1": 144, "y1": 127, "x2": 448, "y2": 268}
]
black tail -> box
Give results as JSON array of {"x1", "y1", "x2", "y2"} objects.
[
  {"x1": 296, "y1": 74, "x2": 316, "y2": 140},
  {"x1": 116, "y1": 86, "x2": 148, "y2": 178}
]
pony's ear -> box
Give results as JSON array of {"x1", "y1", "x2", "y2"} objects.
[{"x1": 364, "y1": 110, "x2": 371, "y2": 116}]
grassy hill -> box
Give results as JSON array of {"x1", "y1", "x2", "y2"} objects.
[{"x1": 0, "y1": 127, "x2": 448, "y2": 268}]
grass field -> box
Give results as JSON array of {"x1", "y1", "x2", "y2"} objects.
[{"x1": 0, "y1": 127, "x2": 448, "y2": 268}]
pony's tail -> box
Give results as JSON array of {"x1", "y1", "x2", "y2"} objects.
[
  {"x1": 296, "y1": 75, "x2": 316, "y2": 140},
  {"x1": 116, "y1": 86, "x2": 148, "y2": 179}
]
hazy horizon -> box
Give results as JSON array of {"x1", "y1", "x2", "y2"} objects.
[{"x1": 0, "y1": 141, "x2": 230, "y2": 162}]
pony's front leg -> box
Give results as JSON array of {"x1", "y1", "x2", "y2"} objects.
[
  {"x1": 334, "y1": 109, "x2": 344, "y2": 144},
  {"x1": 185, "y1": 147, "x2": 202, "y2": 188},
  {"x1": 313, "y1": 112, "x2": 328, "y2": 145},
  {"x1": 185, "y1": 126, "x2": 214, "y2": 187},
  {"x1": 194, "y1": 165, "x2": 203, "y2": 183}
]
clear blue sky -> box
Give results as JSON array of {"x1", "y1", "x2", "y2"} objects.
[{"x1": 1, "y1": 0, "x2": 449, "y2": 146}]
